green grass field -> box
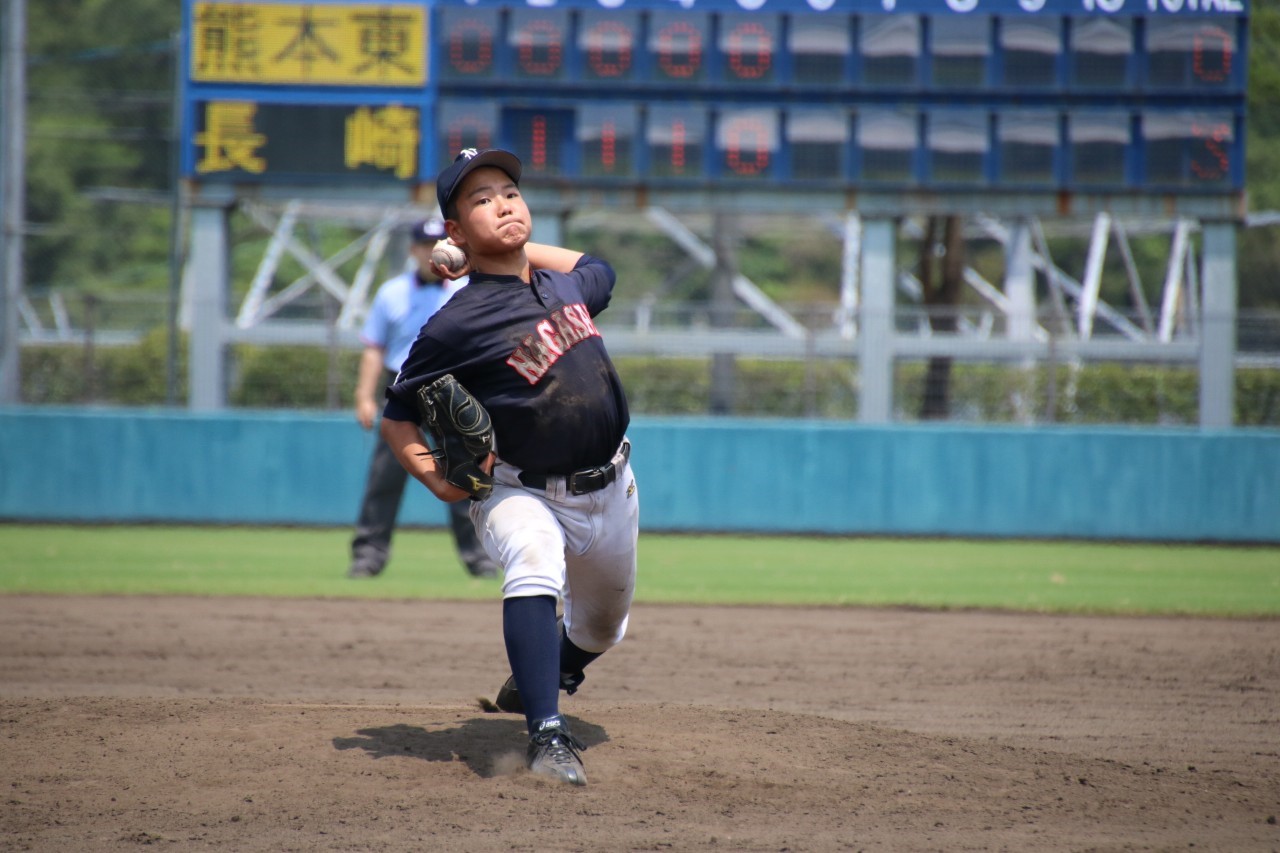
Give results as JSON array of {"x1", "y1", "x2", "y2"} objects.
[{"x1": 2, "y1": 524, "x2": 1278, "y2": 616}]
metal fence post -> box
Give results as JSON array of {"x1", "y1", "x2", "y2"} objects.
[
  {"x1": 858, "y1": 218, "x2": 894, "y2": 423},
  {"x1": 1199, "y1": 222, "x2": 1237, "y2": 428}
]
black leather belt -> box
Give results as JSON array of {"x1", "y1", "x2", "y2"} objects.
[{"x1": 519, "y1": 440, "x2": 631, "y2": 496}]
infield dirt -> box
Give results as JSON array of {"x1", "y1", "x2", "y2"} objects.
[{"x1": 1, "y1": 595, "x2": 1277, "y2": 851}]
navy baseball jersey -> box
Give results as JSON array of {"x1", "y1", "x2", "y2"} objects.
[{"x1": 383, "y1": 255, "x2": 629, "y2": 476}]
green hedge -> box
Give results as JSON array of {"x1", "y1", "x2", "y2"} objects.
[
  {"x1": 613, "y1": 356, "x2": 859, "y2": 418},
  {"x1": 893, "y1": 360, "x2": 1203, "y2": 425},
  {"x1": 228, "y1": 344, "x2": 361, "y2": 409},
  {"x1": 20, "y1": 328, "x2": 186, "y2": 406},
  {"x1": 17, "y1": 334, "x2": 1280, "y2": 427}
]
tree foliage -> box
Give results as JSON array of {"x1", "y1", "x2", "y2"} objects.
[{"x1": 21, "y1": 0, "x2": 178, "y2": 292}]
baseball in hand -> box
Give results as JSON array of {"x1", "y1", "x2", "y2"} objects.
[{"x1": 432, "y1": 240, "x2": 468, "y2": 273}]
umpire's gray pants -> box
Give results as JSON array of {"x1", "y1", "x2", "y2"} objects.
[{"x1": 351, "y1": 424, "x2": 491, "y2": 575}]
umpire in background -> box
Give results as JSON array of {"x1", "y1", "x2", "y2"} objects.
[{"x1": 348, "y1": 218, "x2": 500, "y2": 579}]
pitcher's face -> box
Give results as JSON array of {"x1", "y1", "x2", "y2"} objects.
[{"x1": 449, "y1": 166, "x2": 531, "y2": 255}]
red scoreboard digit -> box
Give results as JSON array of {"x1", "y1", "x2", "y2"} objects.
[
  {"x1": 648, "y1": 105, "x2": 707, "y2": 180},
  {"x1": 1190, "y1": 121, "x2": 1232, "y2": 182},
  {"x1": 579, "y1": 103, "x2": 638, "y2": 178},
  {"x1": 510, "y1": 8, "x2": 569, "y2": 81},
  {"x1": 650, "y1": 10, "x2": 708, "y2": 84},
  {"x1": 717, "y1": 108, "x2": 778, "y2": 180},
  {"x1": 580, "y1": 9, "x2": 640, "y2": 83},
  {"x1": 439, "y1": 7, "x2": 500, "y2": 81},
  {"x1": 1145, "y1": 18, "x2": 1238, "y2": 90},
  {"x1": 436, "y1": 99, "x2": 498, "y2": 171},
  {"x1": 1192, "y1": 26, "x2": 1233, "y2": 84},
  {"x1": 719, "y1": 14, "x2": 780, "y2": 84},
  {"x1": 1144, "y1": 109, "x2": 1234, "y2": 188},
  {"x1": 507, "y1": 107, "x2": 573, "y2": 177}
]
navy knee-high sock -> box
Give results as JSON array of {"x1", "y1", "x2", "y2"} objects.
[
  {"x1": 560, "y1": 628, "x2": 603, "y2": 679},
  {"x1": 502, "y1": 595, "x2": 560, "y2": 733}
]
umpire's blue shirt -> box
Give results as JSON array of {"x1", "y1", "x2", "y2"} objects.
[{"x1": 361, "y1": 270, "x2": 466, "y2": 372}]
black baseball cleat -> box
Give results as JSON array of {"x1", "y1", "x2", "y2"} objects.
[
  {"x1": 493, "y1": 669, "x2": 586, "y2": 715},
  {"x1": 560, "y1": 670, "x2": 585, "y2": 695},
  {"x1": 494, "y1": 674, "x2": 523, "y2": 714},
  {"x1": 526, "y1": 716, "x2": 587, "y2": 786}
]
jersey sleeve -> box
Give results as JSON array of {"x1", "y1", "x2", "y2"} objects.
[
  {"x1": 571, "y1": 254, "x2": 616, "y2": 317},
  {"x1": 382, "y1": 393, "x2": 418, "y2": 423},
  {"x1": 381, "y1": 327, "x2": 468, "y2": 423}
]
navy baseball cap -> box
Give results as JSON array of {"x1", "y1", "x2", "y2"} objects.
[
  {"x1": 436, "y1": 148, "x2": 523, "y2": 217},
  {"x1": 409, "y1": 218, "x2": 447, "y2": 244}
]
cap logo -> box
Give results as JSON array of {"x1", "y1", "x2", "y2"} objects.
[{"x1": 460, "y1": 148, "x2": 479, "y2": 160}]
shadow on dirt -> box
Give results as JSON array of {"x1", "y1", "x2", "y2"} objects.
[{"x1": 332, "y1": 715, "x2": 609, "y2": 778}]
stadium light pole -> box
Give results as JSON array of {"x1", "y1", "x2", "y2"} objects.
[{"x1": 0, "y1": 0, "x2": 27, "y2": 404}]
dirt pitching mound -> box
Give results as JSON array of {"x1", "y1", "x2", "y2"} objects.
[{"x1": 2, "y1": 596, "x2": 1277, "y2": 851}]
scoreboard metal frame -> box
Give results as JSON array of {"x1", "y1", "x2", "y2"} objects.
[{"x1": 180, "y1": 0, "x2": 1250, "y2": 217}]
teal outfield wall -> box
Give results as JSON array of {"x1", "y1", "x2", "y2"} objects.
[{"x1": 1, "y1": 407, "x2": 1277, "y2": 542}]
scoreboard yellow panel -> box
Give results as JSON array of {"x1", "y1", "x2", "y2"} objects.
[
  {"x1": 191, "y1": 2, "x2": 426, "y2": 87},
  {"x1": 193, "y1": 101, "x2": 421, "y2": 181}
]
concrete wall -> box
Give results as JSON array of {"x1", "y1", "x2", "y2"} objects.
[{"x1": 2, "y1": 407, "x2": 1276, "y2": 542}]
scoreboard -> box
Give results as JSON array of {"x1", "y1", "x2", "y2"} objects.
[{"x1": 180, "y1": 0, "x2": 1250, "y2": 211}]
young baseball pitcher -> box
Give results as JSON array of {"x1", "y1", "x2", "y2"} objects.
[{"x1": 379, "y1": 148, "x2": 639, "y2": 786}]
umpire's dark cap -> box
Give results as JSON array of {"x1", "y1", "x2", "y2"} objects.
[
  {"x1": 436, "y1": 148, "x2": 523, "y2": 217},
  {"x1": 409, "y1": 218, "x2": 447, "y2": 244}
]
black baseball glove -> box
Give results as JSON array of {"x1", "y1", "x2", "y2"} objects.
[{"x1": 415, "y1": 374, "x2": 495, "y2": 500}]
